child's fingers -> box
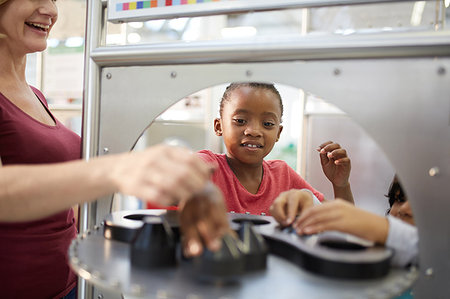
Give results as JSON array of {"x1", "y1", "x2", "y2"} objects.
[
  {"x1": 285, "y1": 192, "x2": 302, "y2": 224},
  {"x1": 294, "y1": 204, "x2": 336, "y2": 232},
  {"x1": 270, "y1": 194, "x2": 289, "y2": 225},
  {"x1": 326, "y1": 148, "x2": 348, "y2": 160},
  {"x1": 182, "y1": 225, "x2": 204, "y2": 257},
  {"x1": 320, "y1": 142, "x2": 341, "y2": 154},
  {"x1": 196, "y1": 220, "x2": 223, "y2": 252},
  {"x1": 334, "y1": 157, "x2": 351, "y2": 166},
  {"x1": 317, "y1": 140, "x2": 333, "y2": 151}
]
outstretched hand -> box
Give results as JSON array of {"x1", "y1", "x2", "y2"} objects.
[
  {"x1": 317, "y1": 141, "x2": 351, "y2": 188},
  {"x1": 178, "y1": 182, "x2": 231, "y2": 257},
  {"x1": 294, "y1": 199, "x2": 389, "y2": 244},
  {"x1": 110, "y1": 145, "x2": 214, "y2": 206}
]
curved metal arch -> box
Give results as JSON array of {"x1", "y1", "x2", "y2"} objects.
[{"x1": 99, "y1": 58, "x2": 450, "y2": 298}]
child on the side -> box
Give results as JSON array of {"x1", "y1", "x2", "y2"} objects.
[
  {"x1": 270, "y1": 175, "x2": 418, "y2": 268},
  {"x1": 198, "y1": 82, "x2": 354, "y2": 215}
]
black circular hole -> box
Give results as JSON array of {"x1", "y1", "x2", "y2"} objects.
[
  {"x1": 232, "y1": 218, "x2": 270, "y2": 225},
  {"x1": 319, "y1": 240, "x2": 367, "y2": 251},
  {"x1": 124, "y1": 214, "x2": 159, "y2": 221}
]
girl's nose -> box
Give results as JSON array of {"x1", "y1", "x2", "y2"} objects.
[{"x1": 244, "y1": 122, "x2": 262, "y2": 136}]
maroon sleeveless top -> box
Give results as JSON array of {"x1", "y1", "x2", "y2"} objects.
[{"x1": 0, "y1": 87, "x2": 81, "y2": 298}]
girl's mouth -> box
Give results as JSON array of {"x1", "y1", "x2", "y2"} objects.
[{"x1": 241, "y1": 143, "x2": 263, "y2": 148}]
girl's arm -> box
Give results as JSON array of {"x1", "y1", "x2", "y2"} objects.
[{"x1": 317, "y1": 141, "x2": 354, "y2": 204}]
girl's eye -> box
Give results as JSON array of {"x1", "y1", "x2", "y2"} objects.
[
  {"x1": 263, "y1": 121, "x2": 275, "y2": 128},
  {"x1": 233, "y1": 119, "x2": 246, "y2": 125}
]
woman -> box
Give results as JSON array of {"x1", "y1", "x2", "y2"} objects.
[{"x1": 0, "y1": 1, "x2": 228, "y2": 298}]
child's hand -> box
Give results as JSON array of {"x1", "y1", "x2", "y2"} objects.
[
  {"x1": 269, "y1": 189, "x2": 315, "y2": 227},
  {"x1": 317, "y1": 141, "x2": 351, "y2": 188},
  {"x1": 178, "y1": 182, "x2": 231, "y2": 257},
  {"x1": 294, "y1": 199, "x2": 389, "y2": 244}
]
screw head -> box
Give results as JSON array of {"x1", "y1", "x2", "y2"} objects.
[
  {"x1": 170, "y1": 71, "x2": 177, "y2": 78},
  {"x1": 333, "y1": 68, "x2": 341, "y2": 76},
  {"x1": 429, "y1": 167, "x2": 439, "y2": 177},
  {"x1": 246, "y1": 70, "x2": 252, "y2": 77},
  {"x1": 437, "y1": 67, "x2": 446, "y2": 76},
  {"x1": 106, "y1": 73, "x2": 112, "y2": 79}
]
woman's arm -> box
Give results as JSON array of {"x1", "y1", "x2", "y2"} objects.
[{"x1": 0, "y1": 145, "x2": 213, "y2": 222}]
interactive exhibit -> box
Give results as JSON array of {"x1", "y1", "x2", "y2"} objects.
[{"x1": 73, "y1": 0, "x2": 450, "y2": 298}]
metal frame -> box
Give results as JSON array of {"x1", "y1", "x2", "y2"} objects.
[
  {"x1": 107, "y1": 0, "x2": 418, "y2": 23},
  {"x1": 80, "y1": 0, "x2": 450, "y2": 298}
]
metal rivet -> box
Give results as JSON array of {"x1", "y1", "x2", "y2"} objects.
[
  {"x1": 103, "y1": 147, "x2": 109, "y2": 154},
  {"x1": 106, "y1": 73, "x2": 112, "y2": 79},
  {"x1": 333, "y1": 68, "x2": 341, "y2": 76},
  {"x1": 230, "y1": 211, "x2": 235, "y2": 214},
  {"x1": 246, "y1": 70, "x2": 252, "y2": 77},
  {"x1": 245, "y1": 211, "x2": 250, "y2": 215},
  {"x1": 429, "y1": 167, "x2": 439, "y2": 177},
  {"x1": 425, "y1": 268, "x2": 433, "y2": 277},
  {"x1": 261, "y1": 212, "x2": 266, "y2": 216},
  {"x1": 97, "y1": 294, "x2": 104, "y2": 299},
  {"x1": 170, "y1": 71, "x2": 177, "y2": 78},
  {"x1": 437, "y1": 67, "x2": 446, "y2": 76}
]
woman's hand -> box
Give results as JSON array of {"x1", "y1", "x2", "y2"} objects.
[{"x1": 109, "y1": 145, "x2": 214, "y2": 206}]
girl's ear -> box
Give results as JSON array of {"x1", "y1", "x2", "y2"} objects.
[
  {"x1": 276, "y1": 125, "x2": 283, "y2": 141},
  {"x1": 214, "y1": 118, "x2": 223, "y2": 136}
]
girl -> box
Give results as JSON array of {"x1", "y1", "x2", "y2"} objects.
[{"x1": 198, "y1": 82, "x2": 354, "y2": 215}]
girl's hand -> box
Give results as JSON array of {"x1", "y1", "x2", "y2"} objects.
[
  {"x1": 270, "y1": 189, "x2": 315, "y2": 227},
  {"x1": 317, "y1": 141, "x2": 351, "y2": 188}
]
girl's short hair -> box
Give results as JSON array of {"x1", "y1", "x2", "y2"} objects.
[{"x1": 219, "y1": 82, "x2": 284, "y2": 120}]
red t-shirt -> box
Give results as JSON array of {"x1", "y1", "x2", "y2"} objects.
[
  {"x1": 0, "y1": 87, "x2": 81, "y2": 298},
  {"x1": 197, "y1": 150, "x2": 324, "y2": 215}
]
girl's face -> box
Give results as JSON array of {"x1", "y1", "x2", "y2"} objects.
[
  {"x1": 215, "y1": 86, "x2": 283, "y2": 166},
  {"x1": 390, "y1": 200, "x2": 414, "y2": 225},
  {"x1": 0, "y1": 0, "x2": 57, "y2": 55}
]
